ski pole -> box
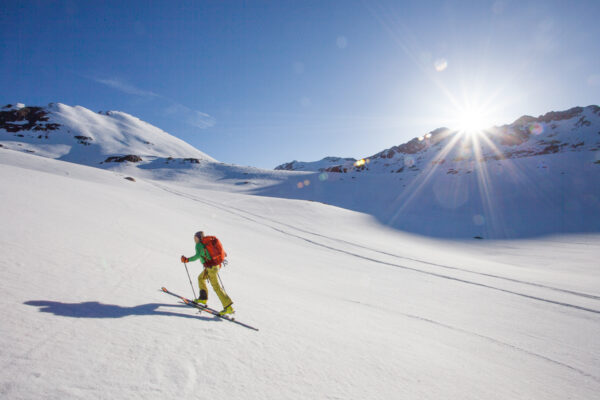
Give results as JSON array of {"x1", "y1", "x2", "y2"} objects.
[
  {"x1": 217, "y1": 268, "x2": 226, "y2": 292},
  {"x1": 183, "y1": 262, "x2": 197, "y2": 299}
]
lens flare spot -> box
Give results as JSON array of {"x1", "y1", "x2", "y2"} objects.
[
  {"x1": 319, "y1": 172, "x2": 328, "y2": 181},
  {"x1": 304, "y1": 179, "x2": 311, "y2": 186},
  {"x1": 473, "y1": 214, "x2": 485, "y2": 225},
  {"x1": 404, "y1": 156, "x2": 415, "y2": 167},
  {"x1": 336, "y1": 36, "x2": 348, "y2": 49},
  {"x1": 528, "y1": 122, "x2": 544, "y2": 135},
  {"x1": 434, "y1": 58, "x2": 448, "y2": 72},
  {"x1": 297, "y1": 182, "x2": 304, "y2": 189},
  {"x1": 354, "y1": 159, "x2": 367, "y2": 167}
]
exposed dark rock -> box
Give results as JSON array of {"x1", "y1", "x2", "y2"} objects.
[
  {"x1": 124, "y1": 177, "x2": 136, "y2": 182},
  {"x1": 371, "y1": 128, "x2": 452, "y2": 160},
  {"x1": 184, "y1": 158, "x2": 200, "y2": 164},
  {"x1": 574, "y1": 116, "x2": 591, "y2": 128},
  {"x1": 496, "y1": 126, "x2": 530, "y2": 146},
  {"x1": 74, "y1": 135, "x2": 93, "y2": 145},
  {"x1": 511, "y1": 106, "x2": 589, "y2": 126},
  {"x1": 275, "y1": 161, "x2": 296, "y2": 171},
  {"x1": 536, "y1": 143, "x2": 568, "y2": 155},
  {"x1": 104, "y1": 155, "x2": 143, "y2": 163},
  {"x1": 324, "y1": 165, "x2": 348, "y2": 173},
  {"x1": 0, "y1": 106, "x2": 61, "y2": 133},
  {"x1": 537, "y1": 107, "x2": 584, "y2": 123},
  {"x1": 511, "y1": 115, "x2": 537, "y2": 125}
]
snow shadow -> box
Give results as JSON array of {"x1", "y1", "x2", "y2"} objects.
[
  {"x1": 249, "y1": 170, "x2": 600, "y2": 239},
  {"x1": 24, "y1": 300, "x2": 218, "y2": 321}
]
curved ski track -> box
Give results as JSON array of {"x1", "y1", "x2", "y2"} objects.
[{"x1": 153, "y1": 182, "x2": 600, "y2": 382}]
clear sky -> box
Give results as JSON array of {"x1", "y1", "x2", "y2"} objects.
[{"x1": 2, "y1": 0, "x2": 599, "y2": 168}]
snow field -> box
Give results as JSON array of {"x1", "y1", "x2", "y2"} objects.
[{"x1": 1, "y1": 150, "x2": 599, "y2": 399}]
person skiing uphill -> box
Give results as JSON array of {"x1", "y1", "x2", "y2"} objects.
[{"x1": 181, "y1": 231, "x2": 234, "y2": 316}]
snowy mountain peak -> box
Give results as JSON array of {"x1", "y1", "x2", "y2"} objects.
[
  {"x1": 276, "y1": 105, "x2": 600, "y2": 174},
  {"x1": 275, "y1": 156, "x2": 357, "y2": 172},
  {"x1": 0, "y1": 102, "x2": 216, "y2": 166}
]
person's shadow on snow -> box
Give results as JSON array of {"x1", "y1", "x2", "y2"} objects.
[{"x1": 24, "y1": 300, "x2": 218, "y2": 321}]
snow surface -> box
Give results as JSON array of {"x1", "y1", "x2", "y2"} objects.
[
  {"x1": 0, "y1": 103, "x2": 215, "y2": 164},
  {"x1": 3, "y1": 103, "x2": 599, "y2": 239},
  {"x1": 1, "y1": 149, "x2": 599, "y2": 399}
]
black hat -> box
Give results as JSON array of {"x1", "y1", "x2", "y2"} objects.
[{"x1": 195, "y1": 231, "x2": 204, "y2": 240}]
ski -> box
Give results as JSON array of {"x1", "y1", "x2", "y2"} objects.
[{"x1": 161, "y1": 287, "x2": 259, "y2": 331}]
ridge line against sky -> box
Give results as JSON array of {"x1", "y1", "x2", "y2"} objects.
[{"x1": 1, "y1": 0, "x2": 599, "y2": 168}]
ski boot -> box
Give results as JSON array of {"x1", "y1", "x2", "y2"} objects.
[
  {"x1": 193, "y1": 298, "x2": 207, "y2": 306},
  {"x1": 219, "y1": 304, "x2": 235, "y2": 316}
]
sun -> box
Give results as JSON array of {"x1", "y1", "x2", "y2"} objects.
[{"x1": 456, "y1": 106, "x2": 492, "y2": 134}]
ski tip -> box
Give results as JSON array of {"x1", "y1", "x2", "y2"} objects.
[{"x1": 161, "y1": 287, "x2": 168, "y2": 292}]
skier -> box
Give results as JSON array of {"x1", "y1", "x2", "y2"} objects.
[{"x1": 181, "y1": 231, "x2": 234, "y2": 315}]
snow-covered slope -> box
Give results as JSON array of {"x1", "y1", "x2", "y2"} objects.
[
  {"x1": 276, "y1": 106, "x2": 600, "y2": 175},
  {"x1": 255, "y1": 150, "x2": 600, "y2": 238},
  {"x1": 275, "y1": 156, "x2": 357, "y2": 172},
  {"x1": 0, "y1": 102, "x2": 216, "y2": 165},
  {"x1": 2, "y1": 103, "x2": 599, "y2": 239},
  {"x1": 260, "y1": 106, "x2": 600, "y2": 238},
  {"x1": 1, "y1": 149, "x2": 599, "y2": 399}
]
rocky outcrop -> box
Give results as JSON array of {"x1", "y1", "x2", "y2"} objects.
[
  {"x1": 74, "y1": 136, "x2": 93, "y2": 145},
  {"x1": 275, "y1": 161, "x2": 297, "y2": 171},
  {"x1": 275, "y1": 105, "x2": 599, "y2": 175},
  {"x1": 0, "y1": 105, "x2": 61, "y2": 133},
  {"x1": 104, "y1": 155, "x2": 143, "y2": 163}
]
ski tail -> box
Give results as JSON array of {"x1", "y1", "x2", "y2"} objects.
[{"x1": 160, "y1": 287, "x2": 259, "y2": 331}]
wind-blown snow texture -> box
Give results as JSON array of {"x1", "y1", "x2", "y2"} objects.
[{"x1": 0, "y1": 150, "x2": 599, "y2": 399}]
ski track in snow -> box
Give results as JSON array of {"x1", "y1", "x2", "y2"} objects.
[
  {"x1": 151, "y1": 182, "x2": 600, "y2": 382},
  {"x1": 152, "y1": 183, "x2": 600, "y2": 315},
  {"x1": 202, "y1": 195, "x2": 600, "y2": 300},
  {"x1": 345, "y1": 299, "x2": 600, "y2": 383}
]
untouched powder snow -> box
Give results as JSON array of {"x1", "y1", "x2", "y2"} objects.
[{"x1": 1, "y1": 149, "x2": 599, "y2": 399}]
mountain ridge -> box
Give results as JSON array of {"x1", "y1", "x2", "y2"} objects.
[
  {"x1": 0, "y1": 102, "x2": 216, "y2": 166},
  {"x1": 2, "y1": 101, "x2": 599, "y2": 239},
  {"x1": 275, "y1": 105, "x2": 600, "y2": 174}
]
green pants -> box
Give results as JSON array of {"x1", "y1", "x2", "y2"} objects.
[{"x1": 198, "y1": 267, "x2": 233, "y2": 308}]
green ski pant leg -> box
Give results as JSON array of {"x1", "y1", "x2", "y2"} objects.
[{"x1": 198, "y1": 267, "x2": 232, "y2": 307}]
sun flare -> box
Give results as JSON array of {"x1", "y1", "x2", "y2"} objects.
[{"x1": 456, "y1": 107, "x2": 492, "y2": 134}]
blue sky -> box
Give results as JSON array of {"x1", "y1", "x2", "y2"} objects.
[{"x1": 2, "y1": 0, "x2": 599, "y2": 168}]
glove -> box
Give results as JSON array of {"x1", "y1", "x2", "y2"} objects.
[{"x1": 181, "y1": 255, "x2": 189, "y2": 263}]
